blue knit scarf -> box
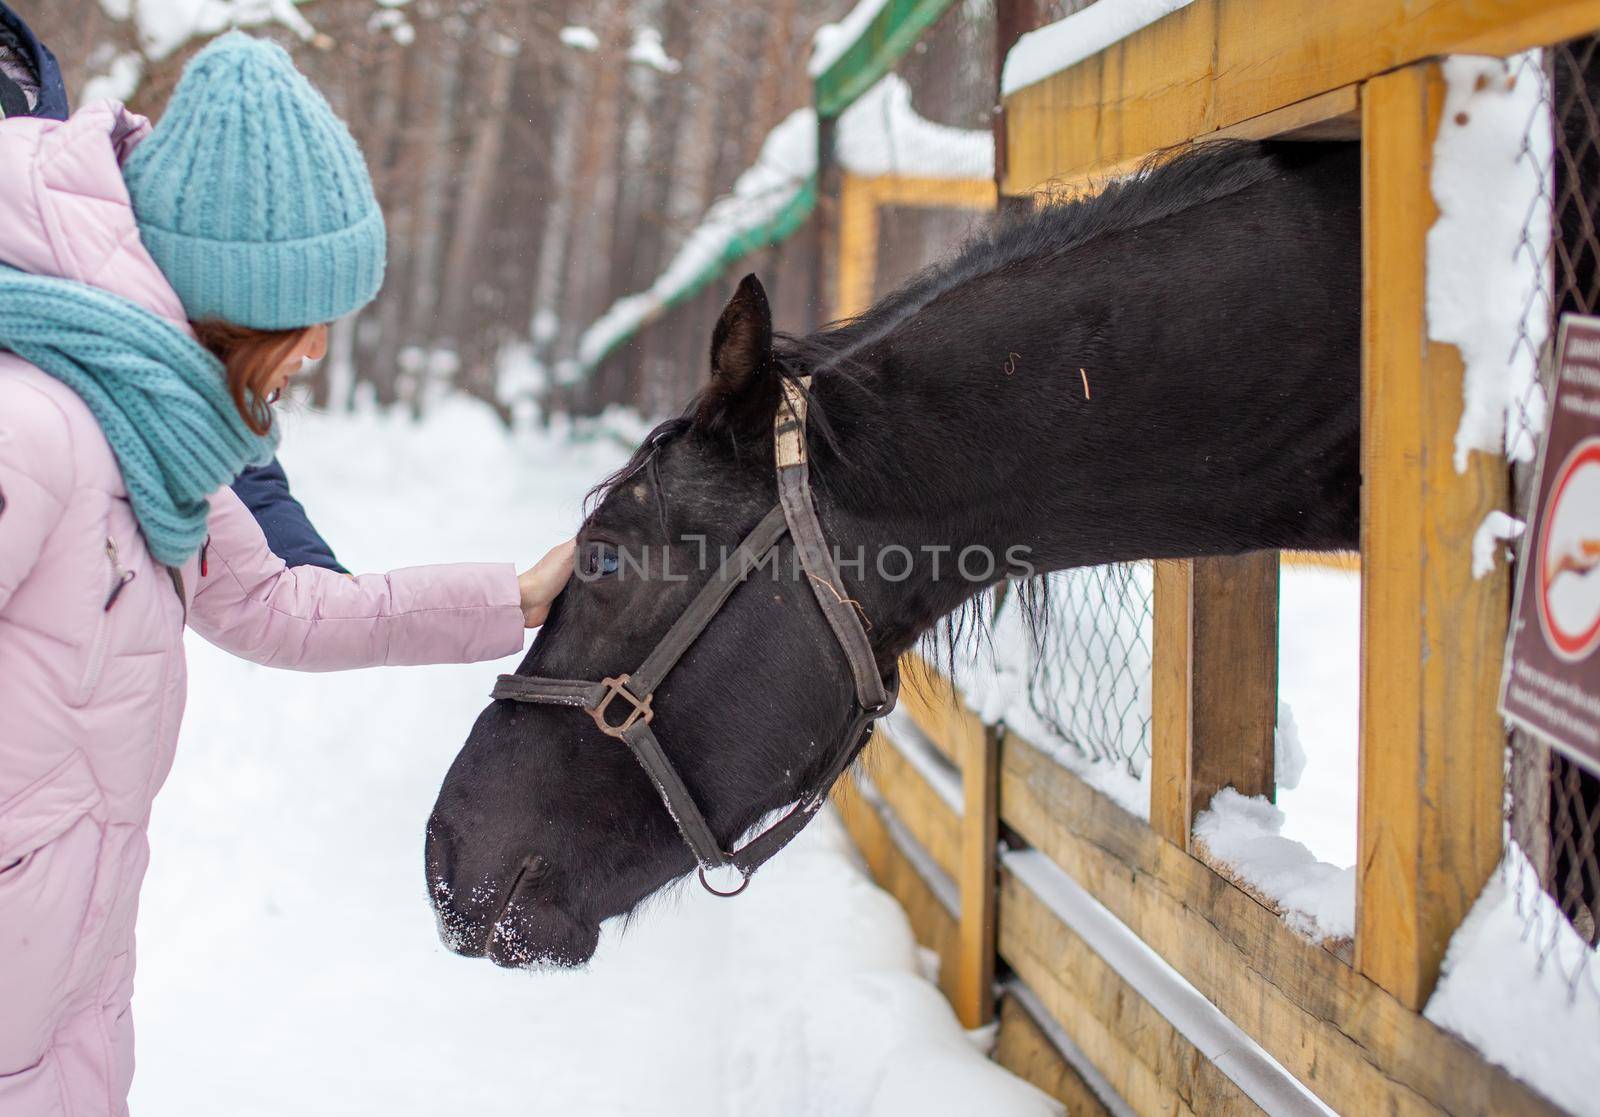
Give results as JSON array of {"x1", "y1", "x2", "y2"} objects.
[{"x1": 0, "y1": 266, "x2": 276, "y2": 565}]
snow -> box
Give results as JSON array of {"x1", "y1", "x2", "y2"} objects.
[
  {"x1": 810, "y1": 0, "x2": 893, "y2": 79},
  {"x1": 1472, "y1": 509, "x2": 1527, "y2": 579},
  {"x1": 80, "y1": 51, "x2": 144, "y2": 103},
  {"x1": 1193, "y1": 789, "x2": 1356, "y2": 943},
  {"x1": 1274, "y1": 567, "x2": 1360, "y2": 868},
  {"x1": 1428, "y1": 53, "x2": 1553, "y2": 472},
  {"x1": 117, "y1": 0, "x2": 320, "y2": 61},
  {"x1": 560, "y1": 25, "x2": 600, "y2": 53},
  {"x1": 130, "y1": 397, "x2": 1054, "y2": 1116},
  {"x1": 836, "y1": 73, "x2": 994, "y2": 180},
  {"x1": 628, "y1": 27, "x2": 681, "y2": 74},
  {"x1": 1274, "y1": 700, "x2": 1306, "y2": 791},
  {"x1": 1426, "y1": 844, "x2": 1600, "y2": 1117},
  {"x1": 573, "y1": 107, "x2": 818, "y2": 376},
  {"x1": 367, "y1": 9, "x2": 415, "y2": 48},
  {"x1": 1001, "y1": 0, "x2": 1197, "y2": 97}
]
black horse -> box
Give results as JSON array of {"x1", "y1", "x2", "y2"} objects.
[{"x1": 426, "y1": 138, "x2": 1362, "y2": 967}]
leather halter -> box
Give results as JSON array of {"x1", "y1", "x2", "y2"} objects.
[{"x1": 490, "y1": 377, "x2": 899, "y2": 897}]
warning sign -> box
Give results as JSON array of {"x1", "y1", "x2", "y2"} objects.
[{"x1": 1502, "y1": 314, "x2": 1600, "y2": 773}]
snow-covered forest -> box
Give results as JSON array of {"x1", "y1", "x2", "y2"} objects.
[
  {"x1": 35, "y1": 0, "x2": 833, "y2": 415},
  {"x1": 33, "y1": 0, "x2": 1020, "y2": 419}
]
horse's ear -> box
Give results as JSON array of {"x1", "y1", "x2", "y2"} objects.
[{"x1": 696, "y1": 274, "x2": 775, "y2": 435}]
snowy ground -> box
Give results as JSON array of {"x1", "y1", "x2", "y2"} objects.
[{"x1": 130, "y1": 399, "x2": 1056, "y2": 1116}]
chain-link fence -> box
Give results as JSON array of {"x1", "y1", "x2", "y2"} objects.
[
  {"x1": 1006, "y1": 566, "x2": 1154, "y2": 774},
  {"x1": 1504, "y1": 38, "x2": 1600, "y2": 997}
]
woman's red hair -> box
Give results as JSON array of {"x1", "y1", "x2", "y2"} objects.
[{"x1": 191, "y1": 321, "x2": 309, "y2": 437}]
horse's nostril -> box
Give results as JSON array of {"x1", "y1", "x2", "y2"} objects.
[{"x1": 502, "y1": 853, "x2": 549, "y2": 909}]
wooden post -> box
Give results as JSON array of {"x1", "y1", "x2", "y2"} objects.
[
  {"x1": 1357, "y1": 63, "x2": 1510, "y2": 1010},
  {"x1": 808, "y1": 114, "x2": 840, "y2": 331},
  {"x1": 1151, "y1": 554, "x2": 1281, "y2": 850},
  {"x1": 835, "y1": 175, "x2": 881, "y2": 320},
  {"x1": 956, "y1": 721, "x2": 999, "y2": 1028},
  {"x1": 901, "y1": 656, "x2": 998, "y2": 1028},
  {"x1": 995, "y1": 0, "x2": 1046, "y2": 220}
]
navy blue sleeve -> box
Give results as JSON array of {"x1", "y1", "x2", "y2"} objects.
[
  {"x1": 0, "y1": 3, "x2": 69, "y2": 121},
  {"x1": 229, "y1": 457, "x2": 348, "y2": 573}
]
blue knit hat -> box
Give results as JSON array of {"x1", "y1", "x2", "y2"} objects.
[{"x1": 124, "y1": 32, "x2": 386, "y2": 330}]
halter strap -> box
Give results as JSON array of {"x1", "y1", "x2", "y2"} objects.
[
  {"x1": 775, "y1": 377, "x2": 887, "y2": 711},
  {"x1": 489, "y1": 374, "x2": 897, "y2": 892},
  {"x1": 628, "y1": 504, "x2": 790, "y2": 697}
]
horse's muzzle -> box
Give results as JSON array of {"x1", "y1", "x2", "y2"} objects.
[{"x1": 425, "y1": 817, "x2": 598, "y2": 968}]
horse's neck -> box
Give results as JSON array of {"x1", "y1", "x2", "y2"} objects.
[{"x1": 804, "y1": 192, "x2": 1361, "y2": 656}]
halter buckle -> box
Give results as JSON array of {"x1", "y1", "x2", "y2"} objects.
[{"x1": 589, "y1": 674, "x2": 654, "y2": 739}]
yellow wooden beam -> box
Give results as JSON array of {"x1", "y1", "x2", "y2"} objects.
[
  {"x1": 1003, "y1": 0, "x2": 1600, "y2": 193},
  {"x1": 1207, "y1": 84, "x2": 1360, "y2": 142},
  {"x1": 851, "y1": 173, "x2": 998, "y2": 211},
  {"x1": 955, "y1": 717, "x2": 998, "y2": 1028},
  {"x1": 1356, "y1": 63, "x2": 1511, "y2": 1011},
  {"x1": 834, "y1": 174, "x2": 996, "y2": 320},
  {"x1": 835, "y1": 173, "x2": 881, "y2": 320}
]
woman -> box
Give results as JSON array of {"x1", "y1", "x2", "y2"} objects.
[
  {"x1": 0, "y1": 33, "x2": 571, "y2": 1116},
  {"x1": 1, "y1": 1, "x2": 347, "y2": 573}
]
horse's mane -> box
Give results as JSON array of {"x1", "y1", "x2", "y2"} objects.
[{"x1": 783, "y1": 138, "x2": 1284, "y2": 375}]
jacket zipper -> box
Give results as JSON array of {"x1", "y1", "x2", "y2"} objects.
[
  {"x1": 78, "y1": 538, "x2": 132, "y2": 704},
  {"x1": 104, "y1": 538, "x2": 135, "y2": 610}
]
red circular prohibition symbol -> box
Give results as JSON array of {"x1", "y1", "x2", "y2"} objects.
[{"x1": 1536, "y1": 436, "x2": 1600, "y2": 662}]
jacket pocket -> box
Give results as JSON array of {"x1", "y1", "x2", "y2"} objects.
[
  {"x1": 0, "y1": 753, "x2": 105, "y2": 1077},
  {"x1": 69, "y1": 537, "x2": 133, "y2": 709}
]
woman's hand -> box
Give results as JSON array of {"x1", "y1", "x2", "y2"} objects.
[{"x1": 518, "y1": 539, "x2": 575, "y2": 628}]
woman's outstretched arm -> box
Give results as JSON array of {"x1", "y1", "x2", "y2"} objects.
[{"x1": 187, "y1": 485, "x2": 553, "y2": 670}]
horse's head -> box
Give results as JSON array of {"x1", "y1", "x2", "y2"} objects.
[{"x1": 426, "y1": 277, "x2": 876, "y2": 968}]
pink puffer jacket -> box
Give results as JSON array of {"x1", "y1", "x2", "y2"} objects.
[{"x1": 0, "y1": 103, "x2": 526, "y2": 1116}]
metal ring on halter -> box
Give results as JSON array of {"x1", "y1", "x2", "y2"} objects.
[{"x1": 697, "y1": 865, "x2": 751, "y2": 898}]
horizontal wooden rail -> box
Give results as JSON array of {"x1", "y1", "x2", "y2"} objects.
[
  {"x1": 868, "y1": 724, "x2": 963, "y2": 880},
  {"x1": 996, "y1": 979, "x2": 1136, "y2": 1117},
  {"x1": 1003, "y1": 0, "x2": 1600, "y2": 193},
  {"x1": 998, "y1": 728, "x2": 1566, "y2": 1117},
  {"x1": 1000, "y1": 862, "x2": 1268, "y2": 1116}
]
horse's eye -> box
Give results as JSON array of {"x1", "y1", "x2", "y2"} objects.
[{"x1": 580, "y1": 542, "x2": 620, "y2": 579}]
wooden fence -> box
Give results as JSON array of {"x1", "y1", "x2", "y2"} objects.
[{"x1": 829, "y1": 1, "x2": 1600, "y2": 1113}]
